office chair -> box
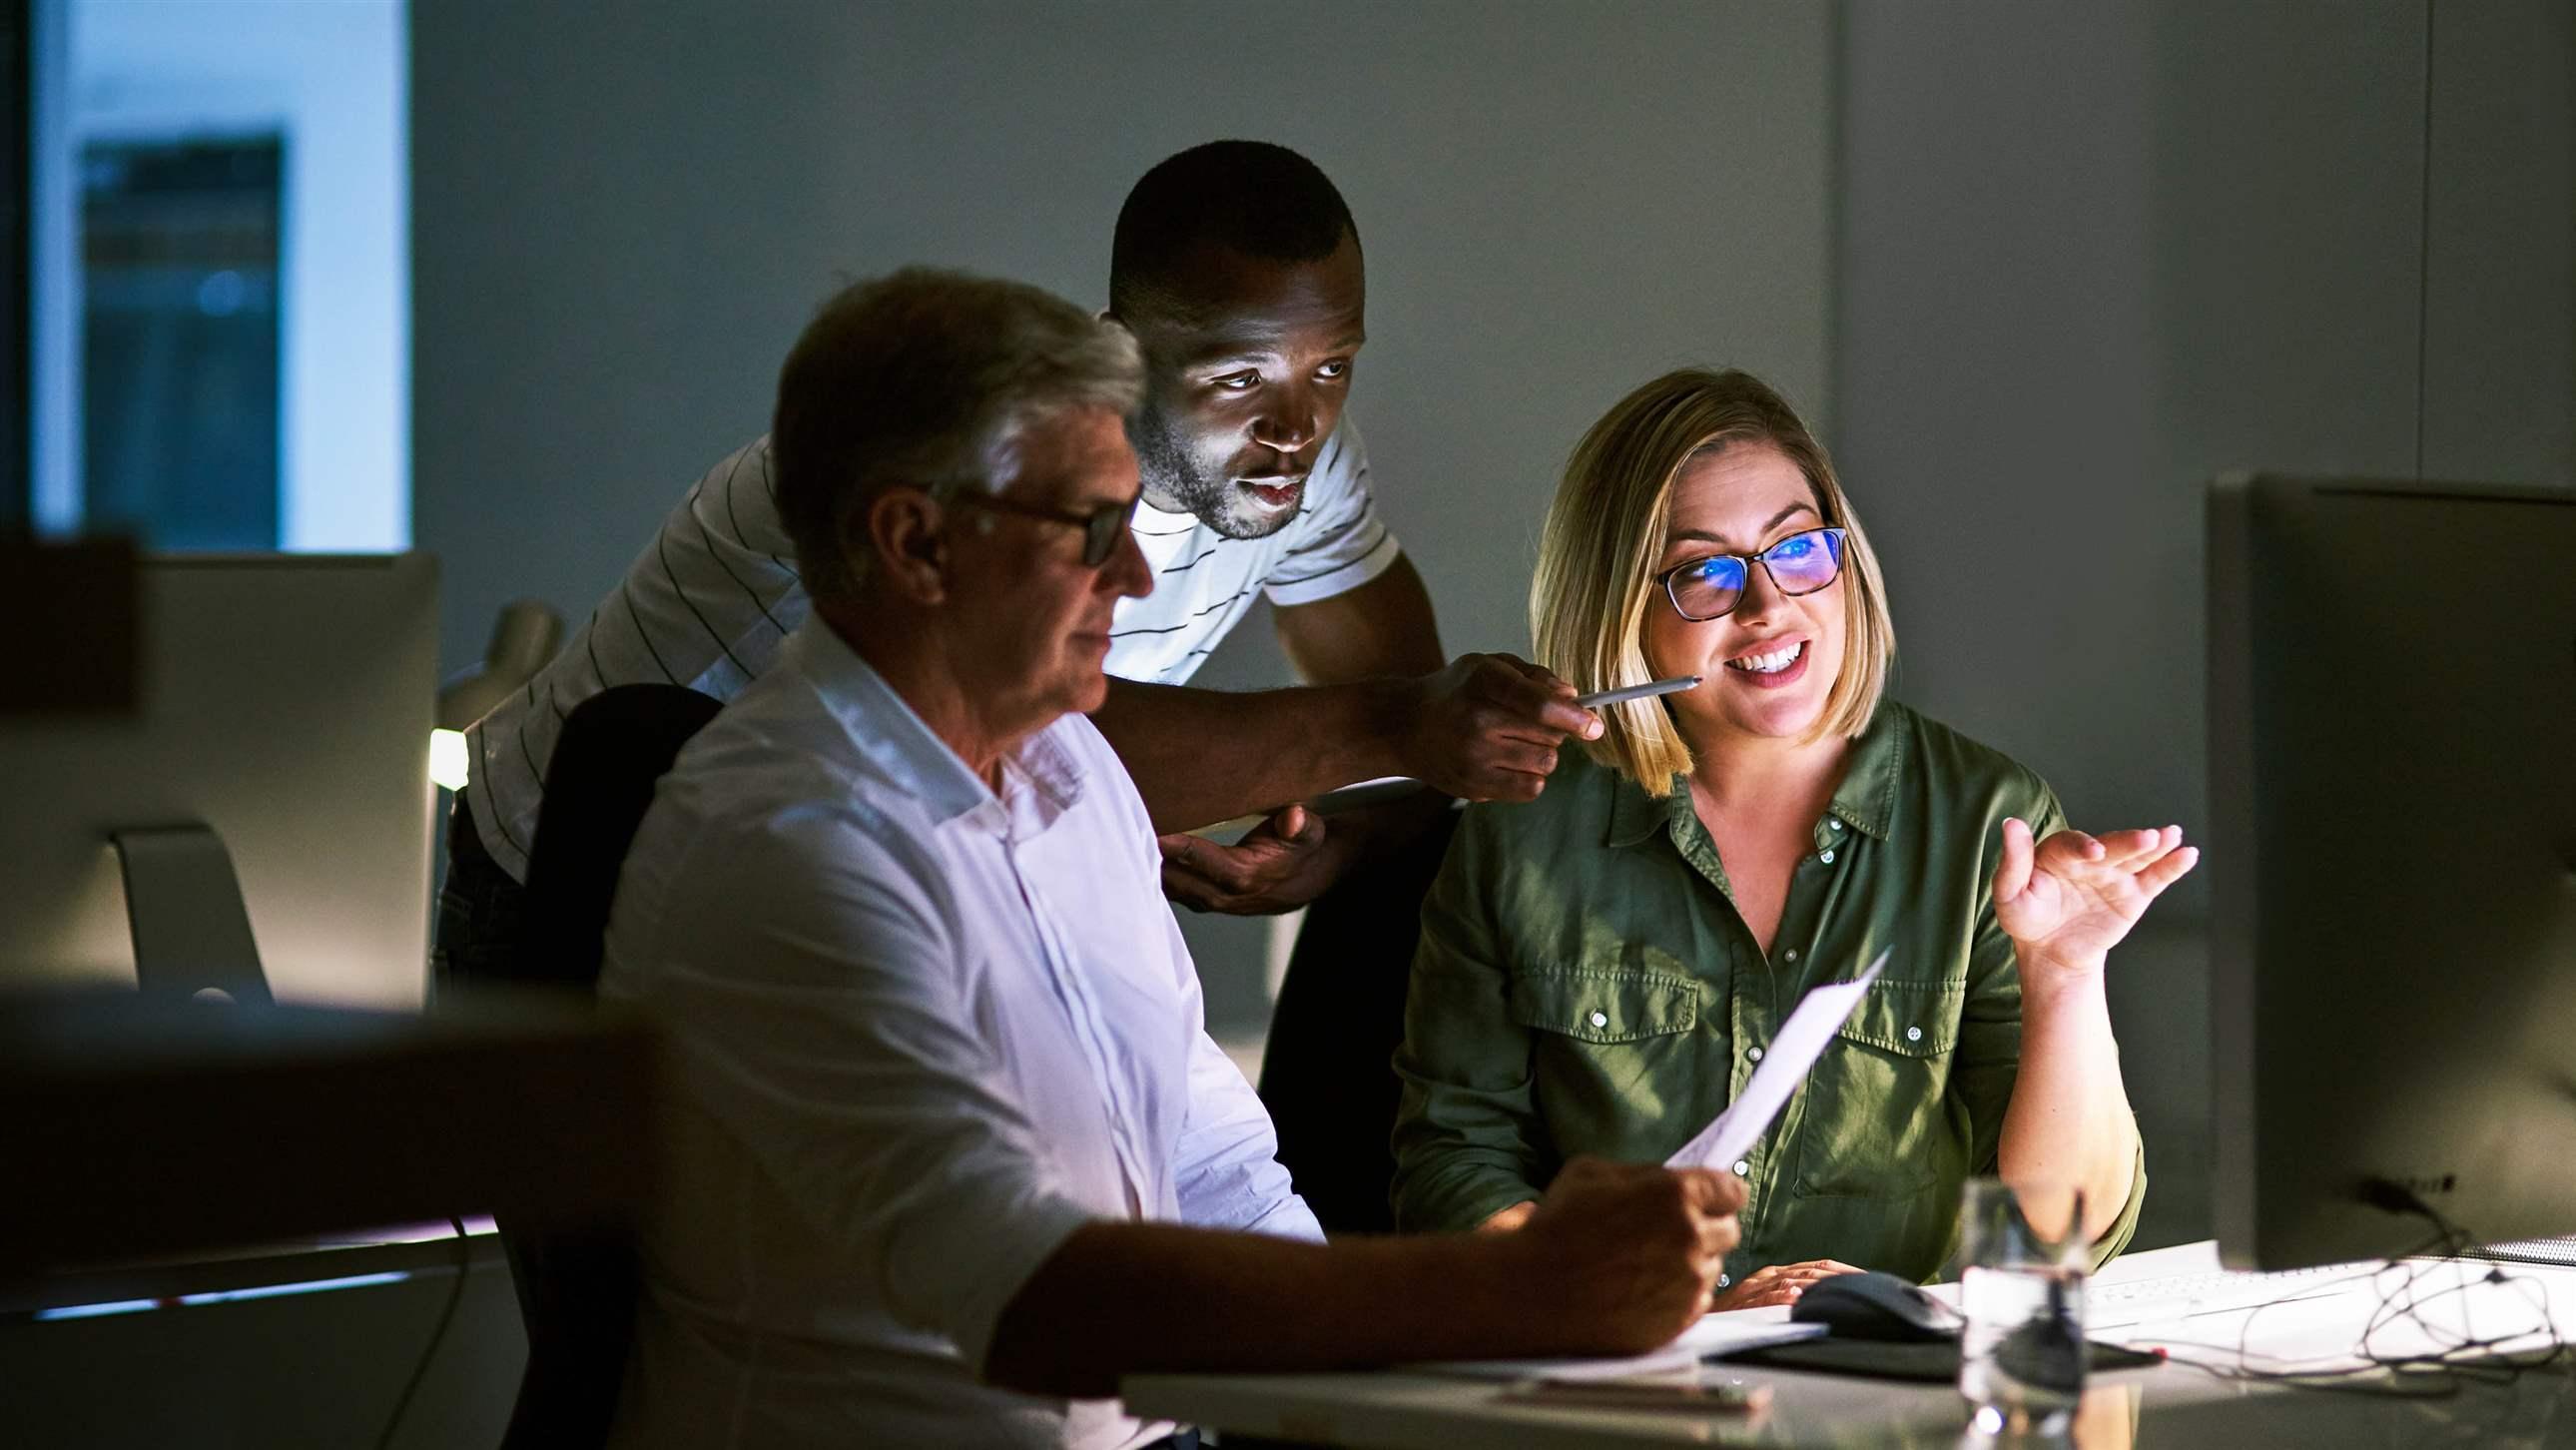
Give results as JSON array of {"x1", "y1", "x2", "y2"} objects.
[
  {"x1": 1255, "y1": 811, "x2": 1459, "y2": 1234},
  {"x1": 499, "y1": 683, "x2": 722, "y2": 1450}
]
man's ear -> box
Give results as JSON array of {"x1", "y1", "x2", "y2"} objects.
[{"x1": 860, "y1": 487, "x2": 951, "y2": 605}]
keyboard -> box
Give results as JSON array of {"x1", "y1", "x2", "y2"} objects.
[
  {"x1": 2087, "y1": 1260, "x2": 2378, "y2": 1330},
  {"x1": 2471, "y1": 1237, "x2": 2576, "y2": 1269}
]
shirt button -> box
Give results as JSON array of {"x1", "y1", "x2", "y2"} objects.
[
  {"x1": 1588, "y1": 1010, "x2": 1608, "y2": 1029},
  {"x1": 1783, "y1": 949, "x2": 1799, "y2": 962},
  {"x1": 1821, "y1": 850, "x2": 1837, "y2": 864},
  {"x1": 1746, "y1": 1046, "x2": 1764, "y2": 1063},
  {"x1": 1906, "y1": 1026, "x2": 1923, "y2": 1043},
  {"x1": 1732, "y1": 1158, "x2": 1752, "y2": 1176},
  {"x1": 1830, "y1": 819, "x2": 1844, "y2": 832},
  {"x1": 1717, "y1": 1272, "x2": 1732, "y2": 1289}
]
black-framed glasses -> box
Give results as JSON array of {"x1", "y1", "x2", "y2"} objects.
[
  {"x1": 952, "y1": 491, "x2": 1139, "y2": 567},
  {"x1": 1655, "y1": 526, "x2": 1848, "y2": 622}
]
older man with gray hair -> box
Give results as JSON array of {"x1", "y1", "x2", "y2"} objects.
[{"x1": 598, "y1": 268, "x2": 1745, "y2": 1449}]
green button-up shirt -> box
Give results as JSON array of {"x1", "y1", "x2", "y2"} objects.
[{"x1": 1390, "y1": 701, "x2": 2145, "y2": 1282}]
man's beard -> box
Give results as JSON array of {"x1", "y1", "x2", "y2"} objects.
[{"x1": 1130, "y1": 410, "x2": 1298, "y2": 542}]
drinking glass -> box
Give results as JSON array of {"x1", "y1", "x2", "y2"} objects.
[{"x1": 1956, "y1": 1178, "x2": 2088, "y2": 1437}]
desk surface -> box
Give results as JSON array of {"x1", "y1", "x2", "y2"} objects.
[
  {"x1": 0, "y1": 989, "x2": 656, "y2": 1277},
  {"x1": 1122, "y1": 1242, "x2": 2576, "y2": 1448}
]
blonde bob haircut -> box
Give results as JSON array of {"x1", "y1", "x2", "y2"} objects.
[{"x1": 1531, "y1": 367, "x2": 1895, "y2": 797}]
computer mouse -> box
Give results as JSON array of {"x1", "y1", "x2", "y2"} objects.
[{"x1": 1789, "y1": 1269, "x2": 1958, "y2": 1343}]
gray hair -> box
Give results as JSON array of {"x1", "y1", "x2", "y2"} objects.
[{"x1": 771, "y1": 267, "x2": 1145, "y2": 603}]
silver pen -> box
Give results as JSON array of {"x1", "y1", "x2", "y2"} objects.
[{"x1": 1575, "y1": 675, "x2": 1702, "y2": 710}]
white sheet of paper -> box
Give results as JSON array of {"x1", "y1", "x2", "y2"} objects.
[
  {"x1": 1664, "y1": 949, "x2": 1889, "y2": 1172},
  {"x1": 1406, "y1": 1309, "x2": 1827, "y2": 1381}
]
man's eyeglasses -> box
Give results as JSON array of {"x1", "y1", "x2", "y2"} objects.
[
  {"x1": 952, "y1": 491, "x2": 1139, "y2": 567},
  {"x1": 1655, "y1": 526, "x2": 1848, "y2": 622}
]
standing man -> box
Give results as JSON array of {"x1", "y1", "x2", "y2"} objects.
[
  {"x1": 598, "y1": 268, "x2": 1742, "y2": 1449},
  {"x1": 439, "y1": 141, "x2": 1593, "y2": 981}
]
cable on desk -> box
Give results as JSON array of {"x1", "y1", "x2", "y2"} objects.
[
  {"x1": 2149, "y1": 1186, "x2": 2569, "y2": 1401},
  {"x1": 375, "y1": 1215, "x2": 473, "y2": 1449}
]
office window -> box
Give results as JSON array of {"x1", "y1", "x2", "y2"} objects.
[
  {"x1": 79, "y1": 136, "x2": 282, "y2": 548},
  {"x1": 27, "y1": 0, "x2": 407, "y2": 551}
]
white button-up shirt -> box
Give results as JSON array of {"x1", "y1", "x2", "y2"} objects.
[
  {"x1": 464, "y1": 417, "x2": 1396, "y2": 884},
  {"x1": 599, "y1": 620, "x2": 1320, "y2": 1450}
]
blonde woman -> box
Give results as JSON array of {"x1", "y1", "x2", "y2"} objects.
[{"x1": 1389, "y1": 368, "x2": 2193, "y2": 1307}]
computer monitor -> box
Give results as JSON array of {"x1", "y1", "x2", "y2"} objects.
[
  {"x1": 2208, "y1": 474, "x2": 2576, "y2": 1269},
  {"x1": 0, "y1": 553, "x2": 439, "y2": 1009}
]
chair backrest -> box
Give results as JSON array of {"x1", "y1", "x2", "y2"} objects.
[
  {"x1": 1257, "y1": 810, "x2": 1459, "y2": 1235},
  {"x1": 521, "y1": 684, "x2": 725, "y2": 987},
  {"x1": 499, "y1": 683, "x2": 719, "y2": 1450}
]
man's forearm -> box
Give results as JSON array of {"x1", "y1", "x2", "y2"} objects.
[
  {"x1": 1092, "y1": 675, "x2": 1414, "y2": 834},
  {"x1": 986, "y1": 1220, "x2": 1563, "y2": 1398}
]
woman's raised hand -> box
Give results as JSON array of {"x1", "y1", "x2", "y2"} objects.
[{"x1": 1992, "y1": 818, "x2": 2199, "y2": 983}]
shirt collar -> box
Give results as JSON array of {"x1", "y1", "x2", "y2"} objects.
[
  {"x1": 1606, "y1": 772, "x2": 1682, "y2": 849},
  {"x1": 1132, "y1": 494, "x2": 1202, "y2": 534},
  {"x1": 1602, "y1": 703, "x2": 1907, "y2": 849},
  {"x1": 1824, "y1": 702, "x2": 1904, "y2": 842},
  {"x1": 787, "y1": 618, "x2": 1089, "y2": 836}
]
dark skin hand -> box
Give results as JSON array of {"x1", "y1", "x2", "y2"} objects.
[
  {"x1": 1102, "y1": 557, "x2": 1600, "y2": 915},
  {"x1": 1158, "y1": 789, "x2": 1451, "y2": 916}
]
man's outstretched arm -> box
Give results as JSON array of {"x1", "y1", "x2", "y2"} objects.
[
  {"x1": 1090, "y1": 557, "x2": 1598, "y2": 835},
  {"x1": 982, "y1": 1157, "x2": 1743, "y2": 1398}
]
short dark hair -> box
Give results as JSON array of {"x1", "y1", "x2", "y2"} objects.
[
  {"x1": 771, "y1": 268, "x2": 1142, "y2": 604},
  {"x1": 1108, "y1": 140, "x2": 1359, "y2": 317}
]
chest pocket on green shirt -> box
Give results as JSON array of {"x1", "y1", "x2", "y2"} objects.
[
  {"x1": 1507, "y1": 965, "x2": 1701, "y2": 1163},
  {"x1": 1508, "y1": 967, "x2": 1698, "y2": 1044},
  {"x1": 1792, "y1": 978, "x2": 1964, "y2": 1199}
]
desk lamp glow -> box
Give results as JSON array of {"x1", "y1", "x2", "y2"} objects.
[{"x1": 431, "y1": 601, "x2": 563, "y2": 791}]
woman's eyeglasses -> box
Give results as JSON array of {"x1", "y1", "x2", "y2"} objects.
[
  {"x1": 1655, "y1": 526, "x2": 1848, "y2": 622},
  {"x1": 952, "y1": 491, "x2": 1140, "y2": 567}
]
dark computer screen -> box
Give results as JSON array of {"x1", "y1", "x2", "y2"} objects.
[{"x1": 2209, "y1": 474, "x2": 2576, "y2": 1268}]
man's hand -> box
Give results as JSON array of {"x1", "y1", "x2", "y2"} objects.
[
  {"x1": 1509, "y1": 1156, "x2": 1744, "y2": 1355},
  {"x1": 1395, "y1": 654, "x2": 1602, "y2": 804},
  {"x1": 1711, "y1": 1258, "x2": 1863, "y2": 1311},
  {"x1": 1159, "y1": 805, "x2": 1357, "y2": 916},
  {"x1": 1993, "y1": 819, "x2": 2200, "y2": 986}
]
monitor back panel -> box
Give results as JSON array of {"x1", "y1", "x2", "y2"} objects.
[
  {"x1": 2211, "y1": 477, "x2": 2576, "y2": 1267},
  {"x1": 0, "y1": 553, "x2": 438, "y2": 1008}
]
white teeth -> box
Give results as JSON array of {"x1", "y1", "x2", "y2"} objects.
[{"x1": 1724, "y1": 641, "x2": 1804, "y2": 675}]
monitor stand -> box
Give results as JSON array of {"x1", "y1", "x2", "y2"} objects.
[{"x1": 111, "y1": 825, "x2": 274, "y2": 1005}]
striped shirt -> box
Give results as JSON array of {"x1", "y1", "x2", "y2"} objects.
[{"x1": 463, "y1": 416, "x2": 1399, "y2": 882}]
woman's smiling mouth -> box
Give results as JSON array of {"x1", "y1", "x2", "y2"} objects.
[{"x1": 1721, "y1": 637, "x2": 1808, "y2": 688}]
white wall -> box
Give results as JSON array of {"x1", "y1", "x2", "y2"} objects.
[
  {"x1": 411, "y1": 0, "x2": 1839, "y2": 1029},
  {"x1": 51, "y1": 0, "x2": 410, "y2": 550}
]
